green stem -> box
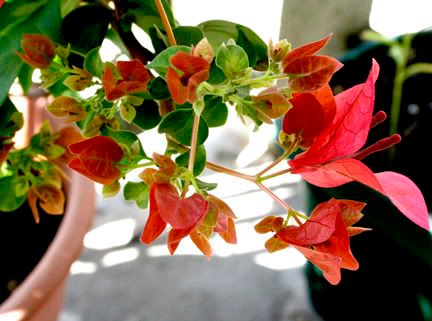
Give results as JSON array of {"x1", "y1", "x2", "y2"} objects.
[
  {"x1": 238, "y1": 74, "x2": 289, "y2": 87},
  {"x1": 181, "y1": 113, "x2": 201, "y2": 197}
]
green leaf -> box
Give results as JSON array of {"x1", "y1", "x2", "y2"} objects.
[
  {"x1": 195, "y1": 178, "x2": 218, "y2": 191},
  {"x1": 84, "y1": 47, "x2": 104, "y2": 77},
  {"x1": 18, "y1": 64, "x2": 33, "y2": 95},
  {"x1": 60, "y1": 4, "x2": 112, "y2": 54},
  {"x1": 146, "y1": 46, "x2": 190, "y2": 78},
  {"x1": 158, "y1": 109, "x2": 209, "y2": 146},
  {"x1": 207, "y1": 60, "x2": 226, "y2": 84},
  {"x1": 236, "y1": 25, "x2": 267, "y2": 66},
  {"x1": 0, "y1": 176, "x2": 27, "y2": 212},
  {"x1": 101, "y1": 127, "x2": 147, "y2": 159},
  {"x1": 175, "y1": 145, "x2": 207, "y2": 176},
  {"x1": 199, "y1": 20, "x2": 267, "y2": 67},
  {"x1": 123, "y1": 181, "x2": 149, "y2": 209},
  {"x1": 14, "y1": 176, "x2": 29, "y2": 197},
  {"x1": 0, "y1": 0, "x2": 61, "y2": 105},
  {"x1": 148, "y1": 77, "x2": 170, "y2": 100},
  {"x1": 216, "y1": 44, "x2": 249, "y2": 79},
  {"x1": 173, "y1": 26, "x2": 204, "y2": 46},
  {"x1": 202, "y1": 96, "x2": 228, "y2": 127},
  {"x1": 0, "y1": 98, "x2": 23, "y2": 138},
  {"x1": 120, "y1": 104, "x2": 136, "y2": 123},
  {"x1": 133, "y1": 100, "x2": 162, "y2": 130}
]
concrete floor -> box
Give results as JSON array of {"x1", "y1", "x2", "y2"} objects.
[{"x1": 60, "y1": 157, "x2": 323, "y2": 321}]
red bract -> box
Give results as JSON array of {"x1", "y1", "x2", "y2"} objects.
[
  {"x1": 0, "y1": 138, "x2": 14, "y2": 167},
  {"x1": 16, "y1": 34, "x2": 56, "y2": 69},
  {"x1": 283, "y1": 85, "x2": 336, "y2": 147},
  {"x1": 67, "y1": 136, "x2": 123, "y2": 185},
  {"x1": 166, "y1": 51, "x2": 210, "y2": 104},
  {"x1": 282, "y1": 34, "x2": 343, "y2": 92},
  {"x1": 276, "y1": 199, "x2": 366, "y2": 285},
  {"x1": 287, "y1": 60, "x2": 429, "y2": 230},
  {"x1": 102, "y1": 59, "x2": 151, "y2": 101},
  {"x1": 141, "y1": 183, "x2": 209, "y2": 253}
]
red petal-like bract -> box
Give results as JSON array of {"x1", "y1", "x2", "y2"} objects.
[
  {"x1": 286, "y1": 55, "x2": 343, "y2": 92},
  {"x1": 154, "y1": 183, "x2": 208, "y2": 230},
  {"x1": 290, "y1": 59, "x2": 379, "y2": 168},
  {"x1": 282, "y1": 34, "x2": 332, "y2": 67},
  {"x1": 300, "y1": 158, "x2": 430, "y2": 230},
  {"x1": 166, "y1": 51, "x2": 210, "y2": 104},
  {"x1": 277, "y1": 199, "x2": 362, "y2": 285},
  {"x1": 68, "y1": 136, "x2": 123, "y2": 185},
  {"x1": 283, "y1": 85, "x2": 336, "y2": 147},
  {"x1": 140, "y1": 184, "x2": 168, "y2": 244},
  {"x1": 102, "y1": 59, "x2": 151, "y2": 101}
]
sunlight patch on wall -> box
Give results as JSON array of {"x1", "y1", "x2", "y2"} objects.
[
  {"x1": 84, "y1": 218, "x2": 136, "y2": 250},
  {"x1": 254, "y1": 248, "x2": 306, "y2": 271},
  {"x1": 101, "y1": 247, "x2": 140, "y2": 267},
  {"x1": 70, "y1": 261, "x2": 98, "y2": 275}
]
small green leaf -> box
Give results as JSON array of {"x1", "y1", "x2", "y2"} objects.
[
  {"x1": 158, "y1": 109, "x2": 209, "y2": 146},
  {"x1": 199, "y1": 20, "x2": 267, "y2": 67},
  {"x1": 195, "y1": 178, "x2": 217, "y2": 191},
  {"x1": 0, "y1": 98, "x2": 23, "y2": 138},
  {"x1": 173, "y1": 26, "x2": 204, "y2": 46},
  {"x1": 14, "y1": 176, "x2": 29, "y2": 197},
  {"x1": 148, "y1": 77, "x2": 170, "y2": 100},
  {"x1": 123, "y1": 181, "x2": 149, "y2": 209},
  {"x1": 120, "y1": 104, "x2": 136, "y2": 123},
  {"x1": 175, "y1": 145, "x2": 207, "y2": 176},
  {"x1": 216, "y1": 44, "x2": 249, "y2": 79},
  {"x1": 146, "y1": 46, "x2": 190, "y2": 77},
  {"x1": 101, "y1": 127, "x2": 147, "y2": 159},
  {"x1": 84, "y1": 46, "x2": 104, "y2": 77},
  {"x1": 0, "y1": 176, "x2": 27, "y2": 211},
  {"x1": 133, "y1": 100, "x2": 161, "y2": 130},
  {"x1": 102, "y1": 181, "x2": 121, "y2": 198},
  {"x1": 202, "y1": 96, "x2": 228, "y2": 127}
]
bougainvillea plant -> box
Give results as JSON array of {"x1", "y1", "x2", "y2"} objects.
[{"x1": 0, "y1": 0, "x2": 429, "y2": 285}]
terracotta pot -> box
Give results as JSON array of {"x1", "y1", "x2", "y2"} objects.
[
  {"x1": 0, "y1": 86, "x2": 96, "y2": 321},
  {"x1": 0, "y1": 172, "x2": 95, "y2": 321}
]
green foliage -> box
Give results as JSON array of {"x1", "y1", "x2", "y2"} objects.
[
  {"x1": 123, "y1": 181, "x2": 149, "y2": 209},
  {"x1": 201, "y1": 96, "x2": 228, "y2": 127},
  {"x1": 176, "y1": 145, "x2": 207, "y2": 176},
  {"x1": 0, "y1": 0, "x2": 61, "y2": 105},
  {"x1": 146, "y1": 46, "x2": 190, "y2": 77},
  {"x1": 148, "y1": 77, "x2": 170, "y2": 100},
  {"x1": 216, "y1": 44, "x2": 249, "y2": 79},
  {"x1": 173, "y1": 26, "x2": 204, "y2": 46},
  {"x1": 101, "y1": 126, "x2": 147, "y2": 159},
  {"x1": 0, "y1": 176, "x2": 27, "y2": 211},
  {"x1": 198, "y1": 20, "x2": 267, "y2": 67},
  {"x1": 84, "y1": 47, "x2": 104, "y2": 77},
  {"x1": 60, "y1": 4, "x2": 112, "y2": 55},
  {"x1": 0, "y1": 99, "x2": 23, "y2": 138},
  {"x1": 158, "y1": 109, "x2": 209, "y2": 146},
  {"x1": 132, "y1": 100, "x2": 162, "y2": 130}
]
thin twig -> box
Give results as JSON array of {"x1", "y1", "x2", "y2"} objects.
[
  {"x1": 205, "y1": 162, "x2": 256, "y2": 182},
  {"x1": 154, "y1": 0, "x2": 177, "y2": 46}
]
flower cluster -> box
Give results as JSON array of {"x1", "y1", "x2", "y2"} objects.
[{"x1": 2, "y1": 0, "x2": 428, "y2": 285}]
